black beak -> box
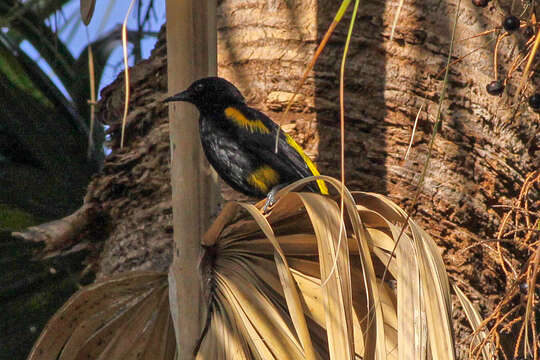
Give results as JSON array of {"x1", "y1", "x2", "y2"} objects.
[{"x1": 164, "y1": 90, "x2": 191, "y2": 103}]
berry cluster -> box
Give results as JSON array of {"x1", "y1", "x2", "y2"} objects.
[{"x1": 470, "y1": 3, "x2": 539, "y2": 111}]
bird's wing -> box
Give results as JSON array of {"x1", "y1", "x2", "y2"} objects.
[{"x1": 238, "y1": 106, "x2": 328, "y2": 194}]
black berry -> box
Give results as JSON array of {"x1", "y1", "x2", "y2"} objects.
[
  {"x1": 528, "y1": 93, "x2": 540, "y2": 109},
  {"x1": 486, "y1": 80, "x2": 504, "y2": 95},
  {"x1": 503, "y1": 16, "x2": 520, "y2": 32},
  {"x1": 472, "y1": 0, "x2": 489, "y2": 7}
]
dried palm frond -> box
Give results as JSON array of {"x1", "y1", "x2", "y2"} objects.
[
  {"x1": 27, "y1": 271, "x2": 175, "y2": 360},
  {"x1": 28, "y1": 177, "x2": 456, "y2": 360}
]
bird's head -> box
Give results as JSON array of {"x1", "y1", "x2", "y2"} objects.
[{"x1": 164, "y1": 77, "x2": 245, "y2": 110}]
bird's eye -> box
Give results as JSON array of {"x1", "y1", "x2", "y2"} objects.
[{"x1": 194, "y1": 83, "x2": 204, "y2": 92}]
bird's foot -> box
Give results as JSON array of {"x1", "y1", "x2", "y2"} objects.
[
  {"x1": 261, "y1": 183, "x2": 290, "y2": 214},
  {"x1": 261, "y1": 193, "x2": 276, "y2": 214}
]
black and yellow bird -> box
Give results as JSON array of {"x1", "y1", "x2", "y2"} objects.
[{"x1": 164, "y1": 77, "x2": 328, "y2": 208}]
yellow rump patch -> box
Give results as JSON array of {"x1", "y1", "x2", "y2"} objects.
[
  {"x1": 247, "y1": 165, "x2": 280, "y2": 193},
  {"x1": 285, "y1": 134, "x2": 328, "y2": 195},
  {"x1": 225, "y1": 107, "x2": 270, "y2": 134}
]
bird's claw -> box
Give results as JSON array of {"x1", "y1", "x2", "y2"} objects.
[
  {"x1": 261, "y1": 193, "x2": 277, "y2": 214},
  {"x1": 261, "y1": 183, "x2": 290, "y2": 214}
]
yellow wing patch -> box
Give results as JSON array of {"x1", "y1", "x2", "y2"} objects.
[
  {"x1": 247, "y1": 165, "x2": 280, "y2": 193},
  {"x1": 225, "y1": 107, "x2": 270, "y2": 134},
  {"x1": 285, "y1": 134, "x2": 328, "y2": 195}
]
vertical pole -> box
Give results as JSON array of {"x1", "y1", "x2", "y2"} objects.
[{"x1": 166, "y1": 1, "x2": 218, "y2": 358}]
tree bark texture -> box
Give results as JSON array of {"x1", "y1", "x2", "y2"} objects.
[
  {"x1": 83, "y1": 0, "x2": 538, "y2": 357},
  {"x1": 86, "y1": 31, "x2": 172, "y2": 276}
]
